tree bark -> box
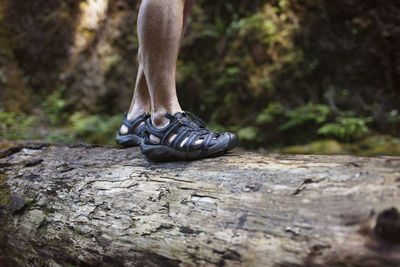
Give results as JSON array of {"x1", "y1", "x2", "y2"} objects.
[{"x1": 0, "y1": 141, "x2": 399, "y2": 266}]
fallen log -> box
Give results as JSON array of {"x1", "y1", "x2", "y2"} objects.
[{"x1": 0, "y1": 142, "x2": 399, "y2": 266}]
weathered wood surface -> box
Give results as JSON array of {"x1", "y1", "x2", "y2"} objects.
[{"x1": 0, "y1": 142, "x2": 399, "y2": 266}]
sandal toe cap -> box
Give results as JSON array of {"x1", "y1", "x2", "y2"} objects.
[{"x1": 226, "y1": 132, "x2": 239, "y2": 151}]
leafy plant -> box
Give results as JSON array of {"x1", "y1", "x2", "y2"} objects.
[
  {"x1": 41, "y1": 85, "x2": 68, "y2": 126},
  {"x1": 318, "y1": 116, "x2": 371, "y2": 141},
  {"x1": 256, "y1": 102, "x2": 283, "y2": 124},
  {"x1": 280, "y1": 103, "x2": 330, "y2": 130},
  {"x1": 69, "y1": 112, "x2": 121, "y2": 144},
  {"x1": 237, "y1": 126, "x2": 260, "y2": 141},
  {"x1": 0, "y1": 109, "x2": 36, "y2": 140}
]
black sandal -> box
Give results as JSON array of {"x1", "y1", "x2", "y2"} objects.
[
  {"x1": 116, "y1": 113, "x2": 150, "y2": 147},
  {"x1": 140, "y1": 112, "x2": 239, "y2": 161}
]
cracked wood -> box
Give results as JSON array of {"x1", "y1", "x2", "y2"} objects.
[{"x1": 0, "y1": 142, "x2": 399, "y2": 266}]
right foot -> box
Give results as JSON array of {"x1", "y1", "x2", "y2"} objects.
[
  {"x1": 140, "y1": 112, "x2": 239, "y2": 161},
  {"x1": 116, "y1": 113, "x2": 150, "y2": 147}
]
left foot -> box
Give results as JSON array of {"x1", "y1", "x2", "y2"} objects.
[{"x1": 116, "y1": 112, "x2": 150, "y2": 147}]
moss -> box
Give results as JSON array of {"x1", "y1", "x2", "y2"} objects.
[
  {"x1": 38, "y1": 224, "x2": 47, "y2": 235},
  {"x1": 349, "y1": 135, "x2": 400, "y2": 156},
  {"x1": 0, "y1": 139, "x2": 17, "y2": 150},
  {"x1": 0, "y1": 189, "x2": 10, "y2": 206},
  {"x1": 73, "y1": 227, "x2": 85, "y2": 236},
  {"x1": 0, "y1": 173, "x2": 11, "y2": 206},
  {"x1": 281, "y1": 135, "x2": 400, "y2": 156},
  {"x1": 282, "y1": 139, "x2": 344, "y2": 154}
]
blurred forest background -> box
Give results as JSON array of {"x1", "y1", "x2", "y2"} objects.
[{"x1": 0, "y1": 0, "x2": 399, "y2": 155}]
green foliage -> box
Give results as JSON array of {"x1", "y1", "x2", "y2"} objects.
[
  {"x1": 41, "y1": 85, "x2": 68, "y2": 126},
  {"x1": 44, "y1": 130, "x2": 75, "y2": 143},
  {"x1": 179, "y1": 1, "x2": 304, "y2": 127},
  {"x1": 68, "y1": 112, "x2": 121, "y2": 145},
  {"x1": 318, "y1": 116, "x2": 371, "y2": 142},
  {"x1": 280, "y1": 104, "x2": 330, "y2": 130},
  {"x1": 42, "y1": 112, "x2": 122, "y2": 145},
  {"x1": 177, "y1": 0, "x2": 399, "y2": 152},
  {"x1": 237, "y1": 126, "x2": 260, "y2": 141},
  {"x1": 0, "y1": 108, "x2": 36, "y2": 140},
  {"x1": 256, "y1": 103, "x2": 283, "y2": 124}
]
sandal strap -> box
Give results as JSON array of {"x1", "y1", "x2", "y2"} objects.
[
  {"x1": 201, "y1": 132, "x2": 214, "y2": 149},
  {"x1": 121, "y1": 113, "x2": 149, "y2": 135},
  {"x1": 161, "y1": 123, "x2": 181, "y2": 145},
  {"x1": 186, "y1": 132, "x2": 201, "y2": 151},
  {"x1": 144, "y1": 122, "x2": 165, "y2": 140},
  {"x1": 184, "y1": 111, "x2": 206, "y2": 128},
  {"x1": 170, "y1": 128, "x2": 189, "y2": 149}
]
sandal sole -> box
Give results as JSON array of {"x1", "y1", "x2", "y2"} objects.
[
  {"x1": 116, "y1": 134, "x2": 142, "y2": 147},
  {"x1": 140, "y1": 141, "x2": 232, "y2": 162}
]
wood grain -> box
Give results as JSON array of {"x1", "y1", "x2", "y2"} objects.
[{"x1": 0, "y1": 142, "x2": 399, "y2": 266}]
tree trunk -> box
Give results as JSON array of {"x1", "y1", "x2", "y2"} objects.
[{"x1": 0, "y1": 141, "x2": 399, "y2": 266}]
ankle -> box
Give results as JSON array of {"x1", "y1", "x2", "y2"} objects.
[
  {"x1": 151, "y1": 111, "x2": 170, "y2": 128},
  {"x1": 127, "y1": 107, "x2": 149, "y2": 121},
  {"x1": 151, "y1": 99, "x2": 183, "y2": 128}
]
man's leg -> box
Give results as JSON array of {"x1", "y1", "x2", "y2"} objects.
[
  {"x1": 121, "y1": 0, "x2": 194, "y2": 138},
  {"x1": 125, "y1": 0, "x2": 195, "y2": 121},
  {"x1": 135, "y1": 0, "x2": 239, "y2": 160},
  {"x1": 126, "y1": 48, "x2": 151, "y2": 121},
  {"x1": 137, "y1": 0, "x2": 186, "y2": 128},
  {"x1": 119, "y1": 51, "x2": 150, "y2": 136}
]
